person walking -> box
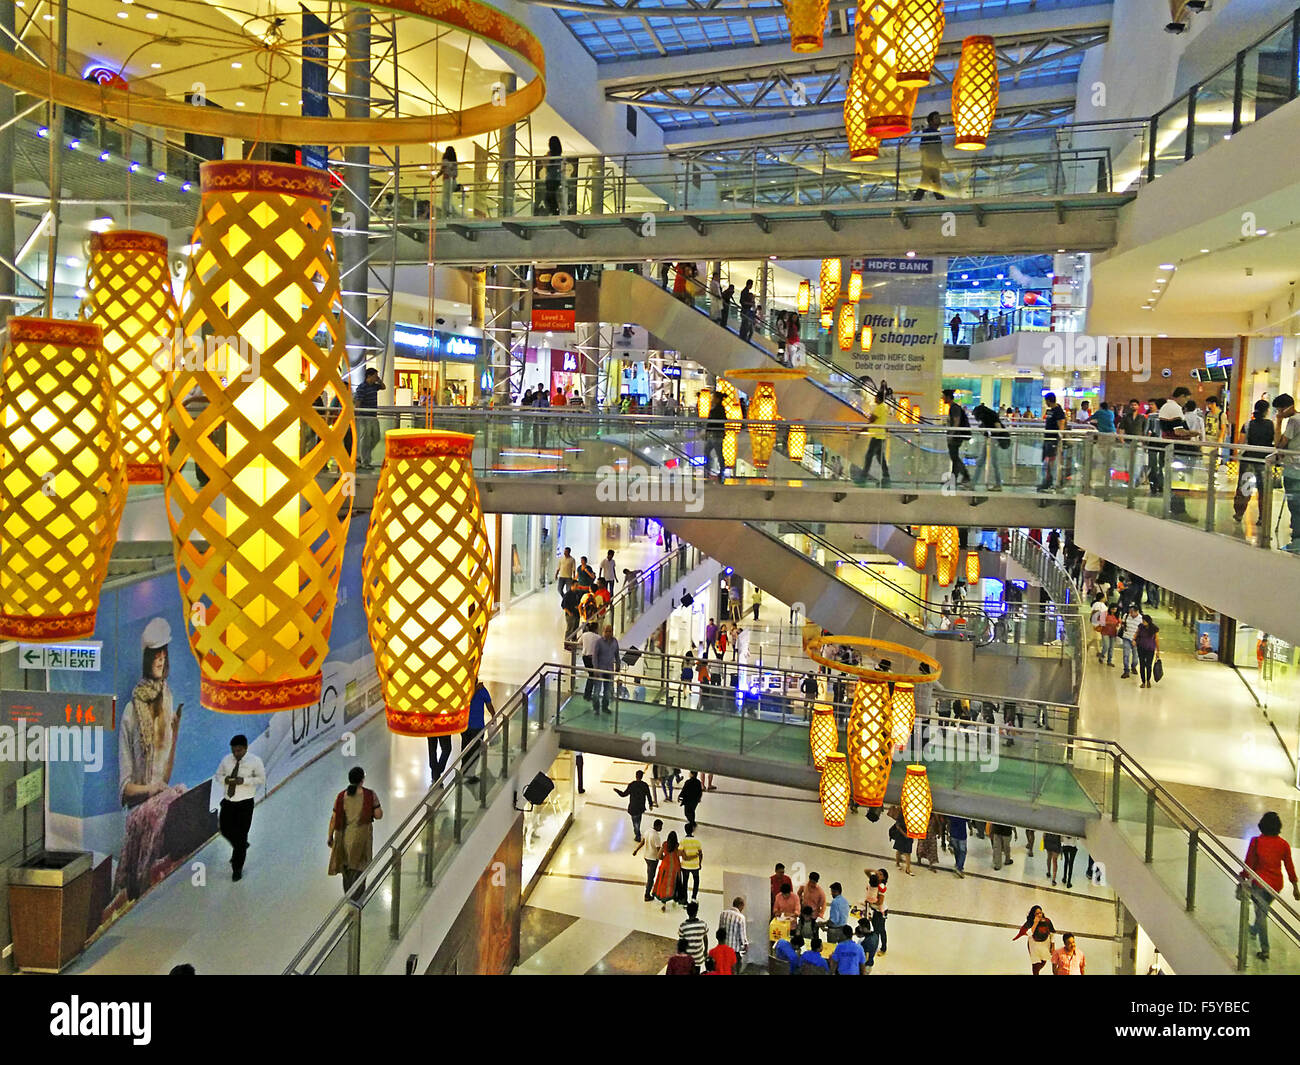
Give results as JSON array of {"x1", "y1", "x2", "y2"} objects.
[
  {"x1": 944, "y1": 388, "x2": 973, "y2": 488},
  {"x1": 1272, "y1": 395, "x2": 1300, "y2": 552},
  {"x1": 866, "y1": 869, "x2": 888, "y2": 956},
  {"x1": 1135, "y1": 613, "x2": 1160, "y2": 688},
  {"x1": 579, "y1": 622, "x2": 600, "y2": 704},
  {"x1": 916, "y1": 812, "x2": 941, "y2": 872},
  {"x1": 751, "y1": 586, "x2": 762, "y2": 621},
  {"x1": 913, "y1": 111, "x2": 946, "y2": 200},
  {"x1": 353, "y1": 366, "x2": 385, "y2": 470},
  {"x1": 990, "y1": 822, "x2": 1015, "y2": 870},
  {"x1": 599, "y1": 549, "x2": 618, "y2": 588},
  {"x1": 328, "y1": 767, "x2": 384, "y2": 894},
  {"x1": 971, "y1": 401, "x2": 1006, "y2": 490},
  {"x1": 633, "y1": 817, "x2": 664, "y2": 900},
  {"x1": 1039, "y1": 391, "x2": 1067, "y2": 490},
  {"x1": 614, "y1": 769, "x2": 655, "y2": 842},
  {"x1": 555, "y1": 547, "x2": 576, "y2": 598},
  {"x1": 651, "y1": 831, "x2": 683, "y2": 911},
  {"x1": 544, "y1": 136, "x2": 563, "y2": 214},
  {"x1": 718, "y1": 896, "x2": 750, "y2": 962},
  {"x1": 704, "y1": 392, "x2": 728, "y2": 483},
  {"x1": 679, "y1": 822, "x2": 704, "y2": 901},
  {"x1": 948, "y1": 809, "x2": 968, "y2": 877},
  {"x1": 678, "y1": 900, "x2": 710, "y2": 968},
  {"x1": 1120, "y1": 603, "x2": 1142, "y2": 679},
  {"x1": 888, "y1": 804, "x2": 914, "y2": 875},
  {"x1": 1234, "y1": 399, "x2": 1274, "y2": 524},
  {"x1": 738, "y1": 280, "x2": 756, "y2": 342},
  {"x1": 1242, "y1": 810, "x2": 1300, "y2": 961},
  {"x1": 1099, "y1": 605, "x2": 1120, "y2": 668},
  {"x1": 1060, "y1": 833, "x2": 1079, "y2": 888},
  {"x1": 679, "y1": 769, "x2": 704, "y2": 827},
  {"x1": 211, "y1": 734, "x2": 265, "y2": 882},
  {"x1": 1013, "y1": 905, "x2": 1056, "y2": 975},
  {"x1": 1051, "y1": 932, "x2": 1086, "y2": 975},
  {"x1": 1043, "y1": 831, "x2": 1063, "y2": 886},
  {"x1": 592, "y1": 624, "x2": 621, "y2": 714},
  {"x1": 860, "y1": 387, "x2": 891, "y2": 486},
  {"x1": 462, "y1": 681, "x2": 494, "y2": 785}
]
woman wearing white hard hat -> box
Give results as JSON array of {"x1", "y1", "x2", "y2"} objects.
[{"x1": 113, "y1": 616, "x2": 186, "y2": 902}]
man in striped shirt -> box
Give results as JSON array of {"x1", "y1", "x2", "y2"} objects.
[
  {"x1": 718, "y1": 897, "x2": 749, "y2": 966},
  {"x1": 677, "y1": 902, "x2": 709, "y2": 970}
]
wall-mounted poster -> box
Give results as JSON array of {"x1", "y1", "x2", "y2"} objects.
[{"x1": 531, "y1": 265, "x2": 577, "y2": 331}]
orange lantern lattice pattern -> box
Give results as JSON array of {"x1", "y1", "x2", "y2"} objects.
[
  {"x1": 894, "y1": 0, "x2": 944, "y2": 86},
  {"x1": 848, "y1": 269, "x2": 864, "y2": 303},
  {"x1": 810, "y1": 702, "x2": 838, "y2": 768},
  {"x1": 788, "y1": 423, "x2": 807, "y2": 461},
  {"x1": 891, "y1": 682, "x2": 916, "y2": 748},
  {"x1": 837, "y1": 303, "x2": 856, "y2": 352},
  {"x1": 819, "y1": 257, "x2": 841, "y2": 310},
  {"x1": 854, "y1": 0, "x2": 920, "y2": 138},
  {"x1": 782, "y1": 0, "x2": 832, "y2": 52},
  {"x1": 796, "y1": 279, "x2": 811, "y2": 314},
  {"x1": 900, "y1": 764, "x2": 932, "y2": 838},
  {"x1": 80, "y1": 230, "x2": 178, "y2": 485},
  {"x1": 966, "y1": 549, "x2": 980, "y2": 584},
  {"x1": 749, "y1": 382, "x2": 779, "y2": 470},
  {"x1": 166, "y1": 161, "x2": 355, "y2": 713},
  {"x1": 820, "y1": 308, "x2": 833, "y2": 329},
  {"x1": 844, "y1": 63, "x2": 882, "y2": 160},
  {"x1": 912, "y1": 534, "x2": 928, "y2": 570},
  {"x1": 363, "y1": 431, "x2": 494, "y2": 737},
  {"x1": 696, "y1": 388, "x2": 712, "y2": 418},
  {"x1": 953, "y1": 35, "x2": 999, "y2": 151},
  {"x1": 821, "y1": 752, "x2": 851, "y2": 827},
  {"x1": 0, "y1": 318, "x2": 126, "y2": 640},
  {"x1": 935, "y1": 525, "x2": 959, "y2": 586},
  {"x1": 847, "y1": 679, "x2": 893, "y2": 807},
  {"x1": 861, "y1": 323, "x2": 874, "y2": 351}
]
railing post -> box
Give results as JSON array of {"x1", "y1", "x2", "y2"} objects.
[
  {"x1": 1110, "y1": 752, "x2": 1121, "y2": 822},
  {"x1": 389, "y1": 846, "x2": 402, "y2": 940},
  {"x1": 1144, "y1": 790, "x2": 1156, "y2": 862},
  {"x1": 1186, "y1": 828, "x2": 1198, "y2": 911},
  {"x1": 347, "y1": 903, "x2": 362, "y2": 975},
  {"x1": 1126, "y1": 445, "x2": 1138, "y2": 509},
  {"x1": 1237, "y1": 887, "x2": 1252, "y2": 971},
  {"x1": 1204, "y1": 459, "x2": 1217, "y2": 533},
  {"x1": 422, "y1": 810, "x2": 436, "y2": 886},
  {"x1": 478, "y1": 748, "x2": 489, "y2": 807},
  {"x1": 1147, "y1": 116, "x2": 1158, "y2": 183},
  {"x1": 1232, "y1": 51, "x2": 1246, "y2": 134},
  {"x1": 501, "y1": 715, "x2": 510, "y2": 777},
  {"x1": 1079, "y1": 433, "x2": 1094, "y2": 496},
  {"x1": 453, "y1": 768, "x2": 463, "y2": 843},
  {"x1": 1161, "y1": 445, "x2": 1174, "y2": 518},
  {"x1": 1259, "y1": 465, "x2": 1274, "y2": 550}
]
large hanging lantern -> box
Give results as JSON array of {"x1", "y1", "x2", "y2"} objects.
[
  {"x1": 748, "y1": 383, "x2": 779, "y2": 470},
  {"x1": 782, "y1": 0, "x2": 831, "y2": 52},
  {"x1": 912, "y1": 534, "x2": 928, "y2": 570},
  {"x1": 900, "y1": 764, "x2": 932, "y2": 838},
  {"x1": 847, "y1": 269, "x2": 864, "y2": 303},
  {"x1": 810, "y1": 702, "x2": 838, "y2": 768},
  {"x1": 837, "y1": 303, "x2": 856, "y2": 352},
  {"x1": 953, "y1": 35, "x2": 999, "y2": 151},
  {"x1": 696, "y1": 388, "x2": 712, "y2": 418},
  {"x1": 894, "y1": 0, "x2": 944, "y2": 87},
  {"x1": 855, "y1": 0, "x2": 921, "y2": 138},
  {"x1": 935, "y1": 525, "x2": 959, "y2": 586},
  {"x1": 166, "y1": 160, "x2": 355, "y2": 714},
  {"x1": 0, "y1": 318, "x2": 126, "y2": 640},
  {"x1": 788, "y1": 423, "x2": 807, "y2": 461},
  {"x1": 820, "y1": 752, "x2": 851, "y2": 827},
  {"x1": 965, "y1": 549, "x2": 980, "y2": 584},
  {"x1": 796, "y1": 279, "x2": 811, "y2": 314},
  {"x1": 363, "y1": 430, "x2": 494, "y2": 736},
  {"x1": 890, "y1": 682, "x2": 916, "y2": 748},
  {"x1": 847, "y1": 679, "x2": 893, "y2": 807},
  {"x1": 819, "y1": 258, "x2": 841, "y2": 310},
  {"x1": 80, "y1": 230, "x2": 179, "y2": 485},
  {"x1": 844, "y1": 63, "x2": 882, "y2": 161},
  {"x1": 719, "y1": 380, "x2": 742, "y2": 472}
]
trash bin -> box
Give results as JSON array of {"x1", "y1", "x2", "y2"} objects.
[{"x1": 7, "y1": 850, "x2": 92, "y2": 972}]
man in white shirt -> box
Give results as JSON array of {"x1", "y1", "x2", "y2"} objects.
[
  {"x1": 1272, "y1": 394, "x2": 1300, "y2": 552},
  {"x1": 1120, "y1": 605, "x2": 1143, "y2": 680},
  {"x1": 211, "y1": 734, "x2": 266, "y2": 882},
  {"x1": 555, "y1": 547, "x2": 576, "y2": 598},
  {"x1": 579, "y1": 623, "x2": 601, "y2": 703},
  {"x1": 598, "y1": 549, "x2": 617, "y2": 586}
]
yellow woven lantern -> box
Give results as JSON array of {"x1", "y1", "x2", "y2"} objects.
[
  {"x1": 810, "y1": 702, "x2": 838, "y2": 768},
  {"x1": 925, "y1": 524, "x2": 940, "y2": 544},
  {"x1": 749, "y1": 382, "x2": 779, "y2": 470},
  {"x1": 796, "y1": 279, "x2": 811, "y2": 314},
  {"x1": 820, "y1": 308, "x2": 833, "y2": 329},
  {"x1": 898, "y1": 396, "x2": 912, "y2": 422},
  {"x1": 837, "y1": 303, "x2": 856, "y2": 352},
  {"x1": 895, "y1": 0, "x2": 944, "y2": 87},
  {"x1": 80, "y1": 230, "x2": 178, "y2": 485},
  {"x1": 900, "y1": 764, "x2": 932, "y2": 838},
  {"x1": 788, "y1": 423, "x2": 807, "y2": 461},
  {"x1": 890, "y1": 682, "x2": 916, "y2": 748},
  {"x1": 966, "y1": 549, "x2": 980, "y2": 584},
  {"x1": 820, "y1": 752, "x2": 850, "y2": 827},
  {"x1": 363, "y1": 430, "x2": 494, "y2": 737},
  {"x1": 855, "y1": 0, "x2": 920, "y2": 138},
  {"x1": 912, "y1": 534, "x2": 928, "y2": 571},
  {"x1": 0, "y1": 318, "x2": 126, "y2": 640},
  {"x1": 847, "y1": 679, "x2": 892, "y2": 807},
  {"x1": 935, "y1": 525, "x2": 959, "y2": 586},
  {"x1": 782, "y1": 0, "x2": 831, "y2": 51},
  {"x1": 718, "y1": 380, "x2": 742, "y2": 471},
  {"x1": 166, "y1": 160, "x2": 355, "y2": 714},
  {"x1": 696, "y1": 388, "x2": 712, "y2": 418},
  {"x1": 819, "y1": 258, "x2": 841, "y2": 310},
  {"x1": 847, "y1": 269, "x2": 864, "y2": 304},
  {"x1": 861, "y1": 323, "x2": 874, "y2": 351},
  {"x1": 844, "y1": 63, "x2": 882, "y2": 161},
  {"x1": 953, "y1": 35, "x2": 999, "y2": 151}
]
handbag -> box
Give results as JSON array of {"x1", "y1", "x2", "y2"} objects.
[{"x1": 1152, "y1": 655, "x2": 1164, "y2": 683}]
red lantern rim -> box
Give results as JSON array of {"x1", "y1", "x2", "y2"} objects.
[
  {"x1": 199, "y1": 160, "x2": 334, "y2": 203},
  {"x1": 201, "y1": 672, "x2": 322, "y2": 713},
  {"x1": 90, "y1": 229, "x2": 169, "y2": 256},
  {"x1": 8, "y1": 316, "x2": 103, "y2": 346},
  {"x1": 0, "y1": 611, "x2": 97, "y2": 641}
]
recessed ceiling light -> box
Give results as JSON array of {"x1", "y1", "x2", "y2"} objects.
[
  {"x1": 231, "y1": 62, "x2": 243, "y2": 69},
  {"x1": 150, "y1": 62, "x2": 161, "y2": 68},
  {"x1": 1158, "y1": 333, "x2": 1168, "y2": 338},
  {"x1": 1200, "y1": 249, "x2": 1210, "y2": 253},
  {"x1": 65, "y1": 257, "x2": 79, "y2": 268},
  {"x1": 1159, "y1": 263, "x2": 1175, "y2": 270},
  {"x1": 1057, "y1": 248, "x2": 1065, "y2": 253},
  {"x1": 1156, "y1": 279, "x2": 1166, "y2": 284},
  {"x1": 235, "y1": 101, "x2": 245, "y2": 107},
  {"x1": 1258, "y1": 228, "x2": 1269, "y2": 235},
  {"x1": 146, "y1": 10, "x2": 158, "y2": 17},
  {"x1": 99, "y1": 150, "x2": 110, "y2": 161},
  {"x1": 905, "y1": 251, "x2": 916, "y2": 258},
  {"x1": 116, "y1": 10, "x2": 128, "y2": 17}
]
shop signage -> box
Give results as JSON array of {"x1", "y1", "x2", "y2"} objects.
[
  {"x1": 863, "y1": 257, "x2": 934, "y2": 275},
  {"x1": 662, "y1": 365, "x2": 682, "y2": 378},
  {"x1": 18, "y1": 642, "x2": 102, "y2": 672},
  {"x1": 1204, "y1": 347, "x2": 1233, "y2": 369},
  {"x1": 392, "y1": 325, "x2": 482, "y2": 361},
  {"x1": 549, "y1": 348, "x2": 586, "y2": 375},
  {"x1": 999, "y1": 290, "x2": 1017, "y2": 309},
  {"x1": 0, "y1": 689, "x2": 116, "y2": 729}
]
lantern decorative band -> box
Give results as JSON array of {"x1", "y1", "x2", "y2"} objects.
[
  {"x1": 0, "y1": 317, "x2": 125, "y2": 641},
  {"x1": 166, "y1": 159, "x2": 354, "y2": 714},
  {"x1": 363, "y1": 429, "x2": 494, "y2": 738},
  {"x1": 82, "y1": 229, "x2": 179, "y2": 487}
]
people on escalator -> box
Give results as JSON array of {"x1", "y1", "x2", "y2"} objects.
[
  {"x1": 738, "y1": 279, "x2": 756, "y2": 342},
  {"x1": 719, "y1": 281, "x2": 735, "y2": 329}
]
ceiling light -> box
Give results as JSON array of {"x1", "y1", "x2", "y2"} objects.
[
  {"x1": 1158, "y1": 333, "x2": 1168, "y2": 338},
  {"x1": 960, "y1": 273, "x2": 968, "y2": 280},
  {"x1": 156, "y1": 172, "x2": 166, "y2": 182},
  {"x1": 88, "y1": 217, "x2": 114, "y2": 233},
  {"x1": 232, "y1": 62, "x2": 243, "y2": 69},
  {"x1": 181, "y1": 182, "x2": 193, "y2": 192},
  {"x1": 1258, "y1": 228, "x2": 1268, "y2": 235},
  {"x1": 1200, "y1": 248, "x2": 1210, "y2": 254},
  {"x1": 1160, "y1": 263, "x2": 1175, "y2": 270},
  {"x1": 129, "y1": 161, "x2": 140, "y2": 172},
  {"x1": 1057, "y1": 248, "x2": 1065, "y2": 253},
  {"x1": 75, "y1": 287, "x2": 88, "y2": 299},
  {"x1": 235, "y1": 101, "x2": 245, "y2": 107},
  {"x1": 116, "y1": 10, "x2": 128, "y2": 17},
  {"x1": 99, "y1": 151, "x2": 110, "y2": 161},
  {"x1": 995, "y1": 273, "x2": 1004, "y2": 279},
  {"x1": 67, "y1": 139, "x2": 79, "y2": 150},
  {"x1": 37, "y1": 126, "x2": 48, "y2": 137},
  {"x1": 1156, "y1": 279, "x2": 1166, "y2": 284},
  {"x1": 146, "y1": 10, "x2": 158, "y2": 17},
  {"x1": 150, "y1": 62, "x2": 162, "y2": 68},
  {"x1": 906, "y1": 251, "x2": 916, "y2": 259},
  {"x1": 65, "y1": 257, "x2": 79, "y2": 268}
]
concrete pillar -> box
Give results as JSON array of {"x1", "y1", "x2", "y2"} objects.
[
  {"x1": 499, "y1": 74, "x2": 517, "y2": 217},
  {"x1": 341, "y1": 8, "x2": 371, "y2": 376}
]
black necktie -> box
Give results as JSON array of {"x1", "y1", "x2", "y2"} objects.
[{"x1": 227, "y1": 757, "x2": 241, "y2": 799}]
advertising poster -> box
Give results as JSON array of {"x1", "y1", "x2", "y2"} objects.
[
  {"x1": 530, "y1": 265, "x2": 577, "y2": 331},
  {"x1": 45, "y1": 521, "x2": 379, "y2": 929},
  {"x1": 852, "y1": 256, "x2": 948, "y2": 416}
]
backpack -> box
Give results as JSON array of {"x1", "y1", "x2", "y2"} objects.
[{"x1": 952, "y1": 404, "x2": 972, "y2": 442}]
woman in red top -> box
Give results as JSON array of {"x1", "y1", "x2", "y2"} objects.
[
  {"x1": 1242, "y1": 811, "x2": 1300, "y2": 961},
  {"x1": 1012, "y1": 904, "x2": 1055, "y2": 975}
]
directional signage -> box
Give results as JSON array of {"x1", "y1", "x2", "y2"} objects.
[
  {"x1": 0, "y1": 689, "x2": 116, "y2": 729},
  {"x1": 18, "y1": 642, "x2": 102, "y2": 672}
]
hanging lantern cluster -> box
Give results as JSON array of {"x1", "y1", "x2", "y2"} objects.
[
  {"x1": 809, "y1": 702, "x2": 839, "y2": 768},
  {"x1": 362, "y1": 430, "x2": 494, "y2": 737},
  {"x1": 796, "y1": 279, "x2": 811, "y2": 314},
  {"x1": 837, "y1": 303, "x2": 857, "y2": 352},
  {"x1": 820, "y1": 752, "x2": 851, "y2": 827},
  {"x1": 900, "y1": 764, "x2": 932, "y2": 838},
  {"x1": 894, "y1": 0, "x2": 945, "y2": 86},
  {"x1": 965, "y1": 549, "x2": 980, "y2": 584},
  {"x1": 0, "y1": 318, "x2": 127, "y2": 640},
  {"x1": 782, "y1": 0, "x2": 832, "y2": 52},
  {"x1": 80, "y1": 230, "x2": 179, "y2": 485},
  {"x1": 952, "y1": 35, "x2": 999, "y2": 151},
  {"x1": 165, "y1": 160, "x2": 355, "y2": 713},
  {"x1": 935, "y1": 525, "x2": 960, "y2": 586}
]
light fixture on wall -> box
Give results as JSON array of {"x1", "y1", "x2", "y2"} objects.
[
  {"x1": 165, "y1": 160, "x2": 355, "y2": 713},
  {"x1": 952, "y1": 35, "x2": 998, "y2": 150},
  {"x1": 0, "y1": 318, "x2": 126, "y2": 639},
  {"x1": 363, "y1": 430, "x2": 494, "y2": 736},
  {"x1": 81, "y1": 230, "x2": 178, "y2": 484},
  {"x1": 820, "y1": 751, "x2": 850, "y2": 827}
]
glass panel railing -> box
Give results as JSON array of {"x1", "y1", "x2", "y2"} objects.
[
  {"x1": 1191, "y1": 61, "x2": 1239, "y2": 156},
  {"x1": 1238, "y1": 19, "x2": 1297, "y2": 129}
]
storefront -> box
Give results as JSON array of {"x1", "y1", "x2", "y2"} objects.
[
  {"x1": 549, "y1": 346, "x2": 586, "y2": 405},
  {"x1": 391, "y1": 323, "x2": 482, "y2": 406}
]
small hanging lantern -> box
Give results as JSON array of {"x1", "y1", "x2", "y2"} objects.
[
  {"x1": 900, "y1": 764, "x2": 932, "y2": 838},
  {"x1": 80, "y1": 230, "x2": 179, "y2": 485},
  {"x1": 788, "y1": 423, "x2": 807, "y2": 461},
  {"x1": 860, "y1": 323, "x2": 874, "y2": 351},
  {"x1": 844, "y1": 62, "x2": 881, "y2": 160},
  {"x1": 749, "y1": 382, "x2": 779, "y2": 470},
  {"x1": 820, "y1": 752, "x2": 851, "y2": 827},
  {"x1": 796, "y1": 279, "x2": 811, "y2": 314},
  {"x1": 966, "y1": 549, "x2": 980, "y2": 584},
  {"x1": 837, "y1": 303, "x2": 856, "y2": 352},
  {"x1": 894, "y1": 0, "x2": 945, "y2": 87},
  {"x1": 912, "y1": 534, "x2": 928, "y2": 571},
  {"x1": 953, "y1": 35, "x2": 999, "y2": 151},
  {"x1": 810, "y1": 702, "x2": 838, "y2": 768},
  {"x1": 363, "y1": 430, "x2": 494, "y2": 736},
  {"x1": 848, "y1": 269, "x2": 864, "y2": 303},
  {"x1": 890, "y1": 682, "x2": 916, "y2": 748},
  {"x1": 820, "y1": 308, "x2": 834, "y2": 329},
  {"x1": 819, "y1": 257, "x2": 841, "y2": 310},
  {"x1": 782, "y1": 0, "x2": 832, "y2": 52},
  {"x1": 847, "y1": 679, "x2": 893, "y2": 807},
  {"x1": 696, "y1": 388, "x2": 713, "y2": 418},
  {"x1": 0, "y1": 318, "x2": 126, "y2": 640},
  {"x1": 935, "y1": 525, "x2": 959, "y2": 586}
]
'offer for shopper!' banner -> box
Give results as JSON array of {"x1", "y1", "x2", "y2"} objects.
[{"x1": 852, "y1": 304, "x2": 943, "y2": 413}]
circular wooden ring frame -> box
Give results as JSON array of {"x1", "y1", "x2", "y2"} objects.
[
  {"x1": 804, "y1": 634, "x2": 942, "y2": 685},
  {"x1": 0, "y1": 0, "x2": 545, "y2": 146},
  {"x1": 725, "y1": 367, "x2": 809, "y2": 381}
]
